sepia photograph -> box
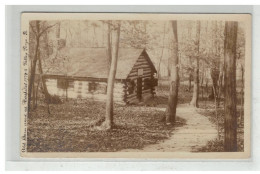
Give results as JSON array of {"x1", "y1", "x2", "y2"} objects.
[{"x1": 20, "y1": 13, "x2": 251, "y2": 158}]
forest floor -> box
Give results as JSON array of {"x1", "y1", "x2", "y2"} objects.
[
  {"x1": 27, "y1": 99, "x2": 185, "y2": 152},
  {"x1": 27, "y1": 84, "x2": 191, "y2": 152},
  {"x1": 27, "y1": 83, "x2": 242, "y2": 152},
  {"x1": 195, "y1": 100, "x2": 244, "y2": 152}
]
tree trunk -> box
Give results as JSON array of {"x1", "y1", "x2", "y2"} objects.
[
  {"x1": 38, "y1": 51, "x2": 51, "y2": 114},
  {"x1": 165, "y1": 21, "x2": 179, "y2": 125},
  {"x1": 102, "y1": 21, "x2": 105, "y2": 47},
  {"x1": 28, "y1": 21, "x2": 40, "y2": 112},
  {"x1": 187, "y1": 22, "x2": 192, "y2": 92},
  {"x1": 201, "y1": 73, "x2": 204, "y2": 101},
  {"x1": 56, "y1": 22, "x2": 61, "y2": 38},
  {"x1": 29, "y1": 21, "x2": 57, "y2": 112},
  {"x1": 209, "y1": 21, "x2": 222, "y2": 101},
  {"x1": 102, "y1": 21, "x2": 121, "y2": 130},
  {"x1": 205, "y1": 78, "x2": 208, "y2": 107},
  {"x1": 223, "y1": 21, "x2": 238, "y2": 152},
  {"x1": 107, "y1": 21, "x2": 112, "y2": 67},
  {"x1": 239, "y1": 65, "x2": 244, "y2": 125},
  {"x1": 35, "y1": 78, "x2": 40, "y2": 109},
  {"x1": 188, "y1": 67, "x2": 192, "y2": 92},
  {"x1": 190, "y1": 21, "x2": 200, "y2": 107},
  {"x1": 209, "y1": 69, "x2": 219, "y2": 99},
  {"x1": 217, "y1": 67, "x2": 223, "y2": 107},
  {"x1": 32, "y1": 81, "x2": 35, "y2": 109},
  {"x1": 157, "y1": 22, "x2": 166, "y2": 86},
  {"x1": 38, "y1": 51, "x2": 50, "y2": 100}
]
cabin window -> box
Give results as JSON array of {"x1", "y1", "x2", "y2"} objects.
[
  {"x1": 88, "y1": 82, "x2": 97, "y2": 92},
  {"x1": 57, "y1": 79, "x2": 69, "y2": 89}
]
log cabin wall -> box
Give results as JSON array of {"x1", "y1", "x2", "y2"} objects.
[
  {"x1": 125, "y1": 52, "x2": 156, "y2": 104},
  {"x1": 45, "y1": 77, "x2": 125, "y2": 104}
]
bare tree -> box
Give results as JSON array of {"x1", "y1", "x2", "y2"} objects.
[
  {"x1": 28, "y1": 21, "x2": 41, "y2": 112},
  {"x1": 28, "y1": 21, "x2": 56, "y2": 112},
  {"x1": 157, "y1": 22, "x2": 166, "y2": 85},
  {"x1": 190, "y1": 21, "x2": 201, "y2": 107},
  {"x1": 107, "y1": 21, "x2": 112, "y2": 67},
  {"x1": 101, "y1": 21, "x2": 121, "y2": 130},
  {"x1": 223, "y1": 21, "x2": 238, "y2": 152},
  {"x1": 165, "y1": 21, "x2": 179, "y2": 124},
  {"x1": 38, "y1": 51, "x2": 51, "y2": 114}
]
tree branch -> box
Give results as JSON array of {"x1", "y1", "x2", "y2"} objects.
[
  {"x1": 39, "y1": 23, "x2": 58, "y2": 37},
  {"x1": 30, "y1": 23, "x2": 37, "y2": 36}
]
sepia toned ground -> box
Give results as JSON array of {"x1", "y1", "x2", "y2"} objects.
[
  {"x1": 121, "y1": 104, "x2": 218, "y2": 152},
  {"x1": 27, "y1": 100, "x2": 184, "y2": 152},
  {"x1": 196, "y1": 100, "x2": 244, "y2": 152},
  {"x1": 27, "y1": 84, "x2": 243, "y2": 152}
]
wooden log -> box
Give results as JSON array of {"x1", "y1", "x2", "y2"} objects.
[
  {"x1": 127, "y1": 93, "x2": 138, "y2": 99},
  {"x1": 113, "y1": 88, "x2": 125, "y2": 93},
  {"x1": 136, "y1": 56, "x2": 146, "y2": 61},
  {"x1": 142, "y1": 93, "x2": 152, "y2": 99},
  {"x1": 114, "y1": 93, "x2": 124, "y2": 98},
  {"x1": 142, "y1": 89, "x2": 151, "y2": 94},
  {"x1": 132, "y1": 68, "x2": 151, "y2": 73},
  {"x1": 131, "y1": 66, "x2": 151, "y2": 72},
  {"x1": 44, "y1": 75, "x2": 126, "y2": 83},
  {"x1": 134, "y1": 58, "x2": 148, "y2": 63},
  {"x1": 142, "y1": 86, "x2": 150, "y2": 90},
  {"x1": 115, "y1": 101, "x2": 126, "y2": 105},
  {"x1": 140, "y1": 68, "x2": 152, "y2": 73},
  {"x1": 128, "y1": 71, "x2": 151, "y2": 78},
  {"x1": 114, "y1": 96, "x2": 124, "y2": 101},
  {"x1": 114, "y1": 82, "x2": 124, "y2": 88},
  {"x1": 127, "y1": 93, "x2": 137, "y2": 98},
  {"x1": 134, "y1": 60, "x2": 149, "y2": 64},
  {"x1": 134, "y1": 63, "x2": 148, "y2": 68},
  {"x1": 129, "y1": 74, "x2": 151, "y2": 80},
  {"x1": 127, "y1": 98, "x2": 139, "y2": 104},
  {"x1": 127, "y1": 94, "x2": 136, "y2": 99},
  {"x1": 127, "y1": 97, "x2": 138, "y2": 103}
]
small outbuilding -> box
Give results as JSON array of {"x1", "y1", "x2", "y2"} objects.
[{"x1": 43, "y1": 47, "x2": 157, "y2": 104}]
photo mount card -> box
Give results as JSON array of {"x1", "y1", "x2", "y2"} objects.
[{"x1": 20, "y1": 13, "x2": 251, "y2": 159}]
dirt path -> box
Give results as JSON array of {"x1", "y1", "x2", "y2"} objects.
[{"x1": 121, "y1": 104, "x2": 218, "y2": 152}]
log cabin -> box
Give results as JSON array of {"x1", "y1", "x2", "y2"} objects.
[{"x1": 42, "y1": 47, "x2": 157, "y2": 105}]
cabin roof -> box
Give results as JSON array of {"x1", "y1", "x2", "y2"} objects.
[{"x1": 43, "y1": 47, "x2": 156, "y2": 79}]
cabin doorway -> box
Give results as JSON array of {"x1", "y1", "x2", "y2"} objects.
[{"x1": 137, "y1": 77, "x2": 142, "y2": 100}]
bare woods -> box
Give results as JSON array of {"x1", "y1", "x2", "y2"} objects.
[{"x1": 26, "y1": 18, "x2": 246, "y2": 153}]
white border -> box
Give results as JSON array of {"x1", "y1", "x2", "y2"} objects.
[{"x1": 5, "y1": 5, "x2": 260, "y2": 171}]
